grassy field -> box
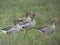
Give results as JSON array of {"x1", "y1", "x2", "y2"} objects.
[{"x1": 0, "y1": 0, "x2": 60, "y2": 45}]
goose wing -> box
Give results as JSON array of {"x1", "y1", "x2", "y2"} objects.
[
  {"x1": 38, "y1": 25, "x2": 50, "y2": 32},
  {"x1": 19, "y1": 17, "x2": 31, "y2": 22},
  {"x1": 14, "y1": 17, "x2": 26, "y2": 23},
  {"x1": 38, "y1": 25, "x2": 48, "y2": 30},
  {"x1": 22, "y1": 21, "x2": 30, "y2": 27},
  {"x1": 19, "y1": 17, "x2": 26, "y2": 22},
  {"x1": 2, "y1": 26, "x2": 13, "y2": 31}
]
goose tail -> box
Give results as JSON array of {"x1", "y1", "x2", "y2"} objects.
[
  {"x1": 0, "y1": 30, "x2": 7, "y2": 33},
  {"x1": 37, "y1": 30, "x2": 42, "y2": 32}
]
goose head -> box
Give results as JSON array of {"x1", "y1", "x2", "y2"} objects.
[
  {"x1": 31, "y1": 12, "x2": 38, "y2": 20},
  {"x1": 50, "y1": 18, "x2": 58, "y2": 25},
  {"x1": 26, "y1": 11, "x2": 33, "y2": 17}
]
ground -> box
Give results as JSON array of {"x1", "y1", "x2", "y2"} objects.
[{"x1": 0, "y1": 0, "x2": 60, "y2": 45}]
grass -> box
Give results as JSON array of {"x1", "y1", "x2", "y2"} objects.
[{"x1": 0, "y1": 0, "x2": 60, "y2": 45}]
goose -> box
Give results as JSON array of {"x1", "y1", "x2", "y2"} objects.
[
  {"x1": 0, "y1": 22, "x2": 22, "y2": 34},
  {"x1": 37, "y1": 18, "x2": 58, "y2": 34},
  {"x1": 14, "y1": 11, "x2": 33, "y2": 25},
  {"x1": 22, "y1": 12, "x2": 38, "y2": 30}
]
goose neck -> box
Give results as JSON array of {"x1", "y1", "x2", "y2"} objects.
[
  {"x1": 26, "y1": 13, "x2": 29, "y2": 17},
  {"x1": 31, "y1": 15, "x2": 35, "y2": 20},
  {"x1": 15, "y1": 24, "x2": 20, "y2": 28}
]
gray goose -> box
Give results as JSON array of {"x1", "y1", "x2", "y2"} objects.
[
  {"x1": 38, "y1": 18, "x2": 58, "y2": 34},
  {"x1": 0, "y1": 22, "x2": 22, "y2": 34},
  {"x1": 14, "y1": 11, "x2": 32, "y2": 25},
  {"x1": 22, "y1": 12, "x2": 38, "y2": 30}
]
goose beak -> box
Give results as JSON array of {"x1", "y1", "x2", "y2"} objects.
[
  {"x1": 18, "y1": 18, "x2": 22, "y2": 20},
  {"x1": 27, "y1": 11, "x2": 33, "y2": 14},
  {"x1": 55, "y1": 18, "x2": 58, "y2": 21},
  {"x1": 30, "y1": 11, "x2": 33, "y2": 14},
  {"x1": 59, "y1": 17, "x2": 60, "y2": 18},
  {"x1": 34, "y1": 12, "x2": 39, "y2": 16},
  {"x1": 36, "y1": 13, "x2": 39, "y2": 16},
  {"x1": 58, "y1": 17, "x2": 60, "y2": 20}
]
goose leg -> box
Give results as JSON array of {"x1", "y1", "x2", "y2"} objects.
[{"x1": 24, "y1": 29, "x2": 26, "y2": 34}]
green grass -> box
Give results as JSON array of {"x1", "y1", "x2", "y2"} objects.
[{"x1": 0, "y1": 0, "x2": 60, "y2": 45}]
